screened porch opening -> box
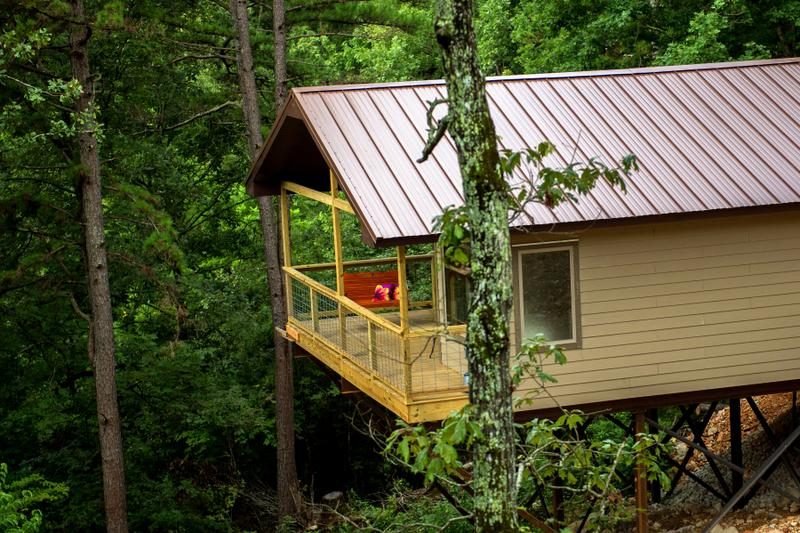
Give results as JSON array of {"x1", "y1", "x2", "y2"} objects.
[{"x1": 278, "y1": 173, "x2": 469, "y2": 421}]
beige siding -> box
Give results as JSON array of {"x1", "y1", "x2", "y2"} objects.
[{"x1": 511, "y1": 211, "x2": 800, "y2": 411}]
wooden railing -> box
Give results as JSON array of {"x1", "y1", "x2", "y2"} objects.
[
  {"x1": 284, "y1": 262, "x2": 470, "y2": 408},
  {"x1": 285, "y1": 266, "x2": 409, "y2": 395}
]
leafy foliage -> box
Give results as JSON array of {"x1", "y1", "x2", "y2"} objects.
[
  {"x1": 0, "y1": 463, "x2": 68, "y2": 533},
  {"x1": 434, "y1": 141, "x2": 636, "y2": 270},
  {"x1": 0, "y1": 0, "x2": 797, "y2": 529},
  {"x1": 386, "y1": 337, "x2": 671, "y2": 530}
]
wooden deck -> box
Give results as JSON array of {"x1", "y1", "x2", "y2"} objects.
[
  {"x1": 294, "y1": 309, "x2": 467, "y2": 394},
  {"x1": 287, "y1": 306, "x2": 468, "y2": 422}
]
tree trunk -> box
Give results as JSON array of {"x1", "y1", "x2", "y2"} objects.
[
  {"x1": 228, "y1": 0, "x2": 301, "y2": 521},
  {"x1": 69, "y1": 1, "x2": 129, "y2": 532},
  {"x1": 273, "y1": 0, "x2": 288, "y2": 109},
  {"x1": 433, "y1": 0, "x2": 517, "y2": 530}
]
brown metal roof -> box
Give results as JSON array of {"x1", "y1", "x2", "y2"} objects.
[{"x1": 247, "y1": 58, "x2": 800, "y2": 247}]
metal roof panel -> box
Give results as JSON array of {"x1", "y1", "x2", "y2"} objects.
[{"x1": 248, "y1": 59, "x2": 800, "y2": 246}]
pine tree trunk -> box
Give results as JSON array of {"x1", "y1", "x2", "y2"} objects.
[
  {"x1": 228, "y1": 0, "x2": 301, "y2": 521},
  {"x1": 433, "y1": 0, "x2": 517, "y2": 530},
  {"x1": 69, "y1": 1, "x2": 129, "y2": 531}
]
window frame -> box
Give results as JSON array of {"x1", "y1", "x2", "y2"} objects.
[
  {"x1": 513, "y1": 242, "x2": 581, "y2": 349},
  {"x1": 442, "y1": 264, "x2": 470, "y2": 326}
]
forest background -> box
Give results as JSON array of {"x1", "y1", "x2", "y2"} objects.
[{"x1": 1, "y1": 0, "x2": 799, "y2": 530}]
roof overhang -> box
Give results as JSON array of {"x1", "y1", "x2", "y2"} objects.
[{"x1": 246, "y1": 58, "x2": 800, "y2": 248}]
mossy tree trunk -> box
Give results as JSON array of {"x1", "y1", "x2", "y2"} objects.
[{"x1": 433, "y1": 0, "x2": 517, "y2": 530}]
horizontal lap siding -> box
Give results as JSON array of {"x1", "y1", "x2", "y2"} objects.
[{"x1": 513, "y1": 211, "x2": 800, "y2": 411}]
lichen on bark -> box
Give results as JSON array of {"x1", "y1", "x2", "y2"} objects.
[{"x1": 429, "y1": 0, "x2": 518, "y2": 528}]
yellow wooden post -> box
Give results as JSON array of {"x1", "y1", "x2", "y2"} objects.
[
  {"x1": 430, "y1": 251, "x2": 439, "y2": 324},
  {"x1": 280, "y1": 186, "x2": 293, "y2": 318},
  {"x1": 397, "y1": 246, "x2": 409, "y2": 329},
  {"x1": 330, "y1": 169, "x2": 348, "y2": 351},
  {"x1": 310, "y1": 289, "x2": 319, "y2": 332},
  {"x1": 368, "y1": 322, "x2": 377, "y2": 371},
  {"x1": 397, "y1": 245, "x2": 412, "y2": 396}
]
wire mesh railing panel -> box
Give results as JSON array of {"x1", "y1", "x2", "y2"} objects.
[
  {"x1": 286, "y1": 269, "x2": 407, "y2": 394},
  {"x1": 373, "y1": 325, "x2": 405, "y2": 391},
  {"x1": 314, "y1": 291, "x2": 341, "y2": 345},
  {"x1": 340, "y1": 309, "x2": 370, "y2": 363},
  {"x1": 409, "y1": 332, "x2": 468, "y2": 394},
  {"x1": 291, "y1": 278, "x2": 312, "y2": 323}
]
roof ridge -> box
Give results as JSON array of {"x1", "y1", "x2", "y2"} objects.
[{"x1": 291, "y1": 58, "x2": 800, "y2": 95}]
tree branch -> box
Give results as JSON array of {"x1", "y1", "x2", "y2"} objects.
[
  {"x1": 286, "y1": 31, "x2": 359, "y2": 41},
  {"x1": 162, "y1": 101, "x2": 239, "y2": 132},
  {"x1": 169, "y1": 54, "x2": 235, "y2": 64},
  {"x1": 417, "y1": 98, "x2": 450, "y2": 163},
  {"x1": 70, "y1": 293, "x2": 91, "y2": 322}
]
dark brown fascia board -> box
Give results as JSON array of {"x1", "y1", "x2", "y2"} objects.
[
  {"x1": 515, "y1": 378, "x2": 800, "y2": 421},
  {"x1": 513, "y1": 202, "x2": 800, "y2": 237},
  {"x1": 372, "y1": 202, "x2": 800, "y2": 248},
  {"x1": 245, "y1": 88, "x2": 382, "y2": 247},
  {"x1": 288, "y1": 57, "x2": 800, "y2": 95},
  {"x1": 245, "y1": 95, "x2": 300, "y2": 196}
]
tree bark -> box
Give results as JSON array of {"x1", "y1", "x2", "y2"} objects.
[
  {"x1": 432, "y1": 0, "x2": 517, "y2": 530},
  {"x1": 69, "y1": 1, "x2": 129, "y2": 532},
  {"x1": 228, "y1": 0, "x2": 301, "y2": 520},
  {"x1": 273, "y1": 0, "x2": 288, "y2": 109}
]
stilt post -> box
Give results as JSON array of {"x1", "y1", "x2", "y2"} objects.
[
  {"x1": 552, "y1": 483, "x2": 564, "y2": 527},
  {"x1": 634, "y1": 411, "x2": 649, "y2": 533},
  {"x1": 646, "y1": 408, "x2": 661, "y2": 503},
  {"x1": 729, "y1": 398, "x2": 743, "y2": 501}
]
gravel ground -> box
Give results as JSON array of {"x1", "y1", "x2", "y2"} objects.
[{"x1": 646, "y1": 394, "x2": 800, "y2": 532}]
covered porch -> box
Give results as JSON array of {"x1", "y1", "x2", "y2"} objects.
[{"x1": 279, "y1": 172, "x2": 469, "y2": 422}]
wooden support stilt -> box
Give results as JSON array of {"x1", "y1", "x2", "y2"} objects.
[
  {"x1": 729, "y1": 398, "x2": 743, "y2": 501},
  {"x1": 646, "y1": 408, "x2": 661, "y2": 503},
  {"x1": 634, "y1": 411, "x2": 649, "y2": 533}
]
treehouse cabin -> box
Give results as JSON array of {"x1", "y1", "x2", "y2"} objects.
[{"x1": 246, "y1": 58, "x2": 800, "y2": 423}]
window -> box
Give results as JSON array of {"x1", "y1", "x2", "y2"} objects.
[
  {"x1": 444, "y1": 267, "x2": 470, "y2": 325},
  {"x1": 516, "y1": 245, "x2": 578, "y2": 345}
]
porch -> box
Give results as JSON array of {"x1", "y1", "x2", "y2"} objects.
[{"x1": 279, "y1": 176, "x2": 469, "y2": 423}]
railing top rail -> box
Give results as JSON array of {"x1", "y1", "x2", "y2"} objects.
[
  {"x1": 407, "y1": 324, "x2": 467, "y2": 337},
  {"x1": 285, "y1": 266, "x2": 403, "y2": 334},
  {"x1": 293, "y1": 254, "x2": 434, "y2": 272}
]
